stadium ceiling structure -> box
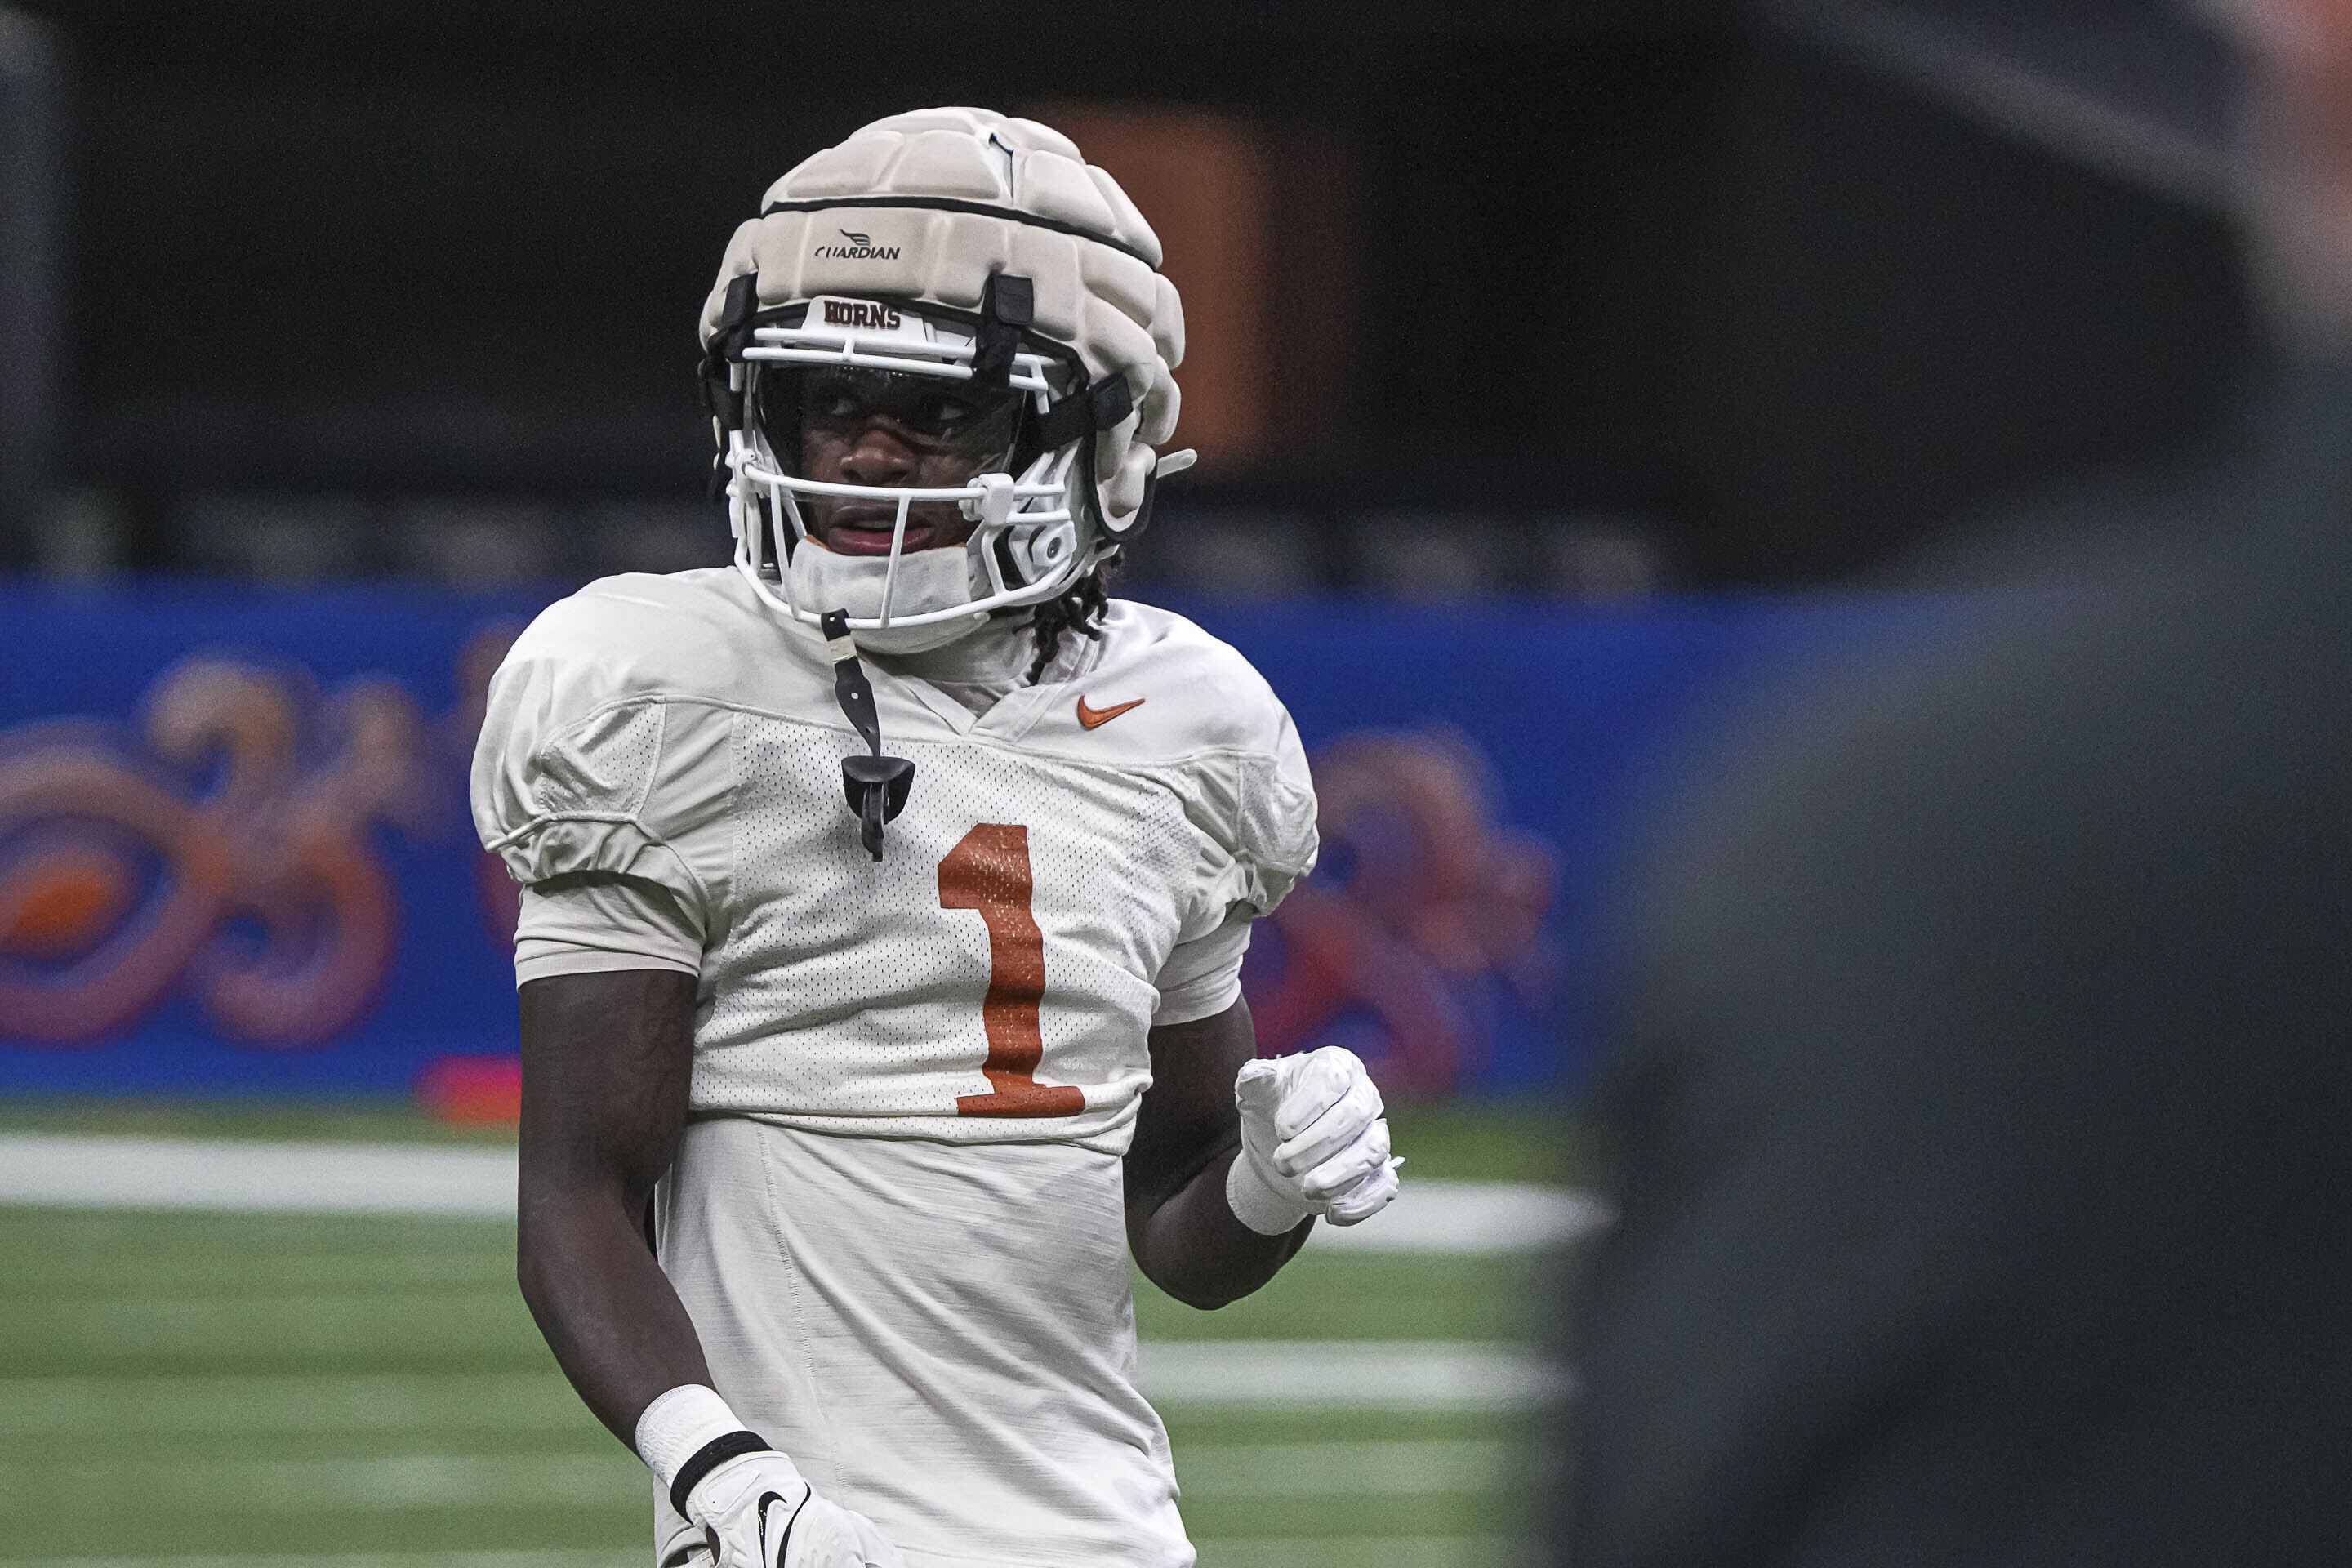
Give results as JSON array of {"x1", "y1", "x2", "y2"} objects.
[{"x1": 1766, "y1": 0, "x2": 2238, "y2": 213}]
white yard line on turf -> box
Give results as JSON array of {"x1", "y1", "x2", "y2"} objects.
[
  {"x1": 1140, "y1": 1341, "x2": 1564, "y2": 1411},
  {"x1": 0, "y1": 1373, "x2": 590, "y2": 1435},
  {"x1": 0, "y1": 1549, "x2": 1518, "y2": 1568},
  {"x1": 1199, "y1": 1540, "x2": 1517, "y2": 1568},
  {"x1": 6, "y1": 1557, "x2": 644, "y2": 1568},
  {"x1": 0, "y1": 1344, "x2": 1562, "y2": 1432},
  {"x1": 0, "y1": 1441, "x2": 1512, "y2": 1516},
  {"x1": 0, "y1": 1135, "x2": 515, "y2": 1217},
  {"x1": 0, "y1": 1134, "x2": 1608, "y2": 1253},
  {"x1": 1317, "y1": 1178, "x2": 1610, "y2": 1254}
]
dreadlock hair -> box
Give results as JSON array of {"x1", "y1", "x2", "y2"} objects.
[{"x1": 1025, "y1": 556, "x2": 1116, "y2": 684}]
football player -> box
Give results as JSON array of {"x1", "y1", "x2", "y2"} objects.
[{"x1": 473, "y1": 108, "x2": 1401, "y2": 1568}]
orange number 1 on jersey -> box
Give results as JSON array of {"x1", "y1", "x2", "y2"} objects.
[{"x1": 939, "y1": 824, "x2": 1085, "y2": 1118}]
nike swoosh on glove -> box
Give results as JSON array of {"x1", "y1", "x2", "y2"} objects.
[
  {"x1": 1228, "y1": 1045, "x2": 1403, "y2": 1235},
  {"x1": 687, "y1": 1450, "x2": 906, "y2": 1568}
]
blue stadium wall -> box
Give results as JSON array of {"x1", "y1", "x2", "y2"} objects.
[{"x1": 0, "y1": 580, "x2": 1944, "y2": 1102}]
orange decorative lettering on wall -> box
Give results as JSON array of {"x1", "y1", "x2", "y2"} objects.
[
  {"x1": 1245, "y1": 731, "x2": 1557, "y2": 1098},
  {"x1": 0, "y1": 648, "x2": 504, "y2": 1049}
]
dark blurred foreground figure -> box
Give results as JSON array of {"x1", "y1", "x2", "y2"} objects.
[{"x1": 1561, "y1": 2, "x2": 2352, "y2": 1562}]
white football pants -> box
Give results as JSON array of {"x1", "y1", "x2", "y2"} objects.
[{"x1": 652, "y1": 1115, "x2": 1194, "y2": 1567}]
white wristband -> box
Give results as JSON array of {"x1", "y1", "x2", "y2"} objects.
[
  {"x1": 1227, "y1": 1152, "x2": 1314, "y2": 1236},
  {"x1": 635, "y1": 1383, "x2": 746, "y2": 1493}
]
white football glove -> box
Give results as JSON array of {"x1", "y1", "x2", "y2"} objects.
[
  {"x1": 684, "y1": 1449, "x2": 903, "y2": 1568},
  {"x1": 639, "y1": 1386, "x2": 902, "y2": 1568},
  {"x1": 1227, "y1": 1045, "x2": 1402, "y2": 1235}
]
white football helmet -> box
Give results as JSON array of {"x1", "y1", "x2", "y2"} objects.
[{"x1": 698, "y1": 108, "x2": 1192, "y2": 652}]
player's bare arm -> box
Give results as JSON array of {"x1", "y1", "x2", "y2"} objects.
[
  {"x1": 1130, "y1": 998, "x2": 1403, "y2": 1309},
  {"x1": 515, "y1": 966, "x2": 708, "y2": 1443},
  {"x1": 519, "y1": 967, "x2": 903, "y2": 1567},
  {"x1": 1125, "y1": 997, "x2": 1309, "y2": 1307}
]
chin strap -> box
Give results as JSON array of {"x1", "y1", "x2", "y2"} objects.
[
  {"x1": 822, "y1": 610, "x2": 916, "y2": 862},
  {"x1": 973, "y1": 272, "x2": 1034, "y2": 388},
  {"x1": 702, "y1": 271, "x2": 763, "y2": 502},
  {"x1": 1034, "y1": 374, "x2": 1134, "y2": 452}
]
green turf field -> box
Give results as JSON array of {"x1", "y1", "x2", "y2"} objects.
[{"x1": 0, "y1": 1101, "x2": 1569, "y2": 1567}]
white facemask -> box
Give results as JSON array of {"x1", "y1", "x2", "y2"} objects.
[{"x1": 785, "y1": 540, "x2": 993, "y2": 654}]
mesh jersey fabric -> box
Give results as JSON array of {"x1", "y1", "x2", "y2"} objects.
[
  {"x1": 472, "y1": 566, "x2": 1316, "y2": 1156},
  {"x1": 510, "y1": 616, "x2": 1071, "y2": 984},
  {"x1": 517, "y1": 871, "x2": 1254, "y2": 1027}
]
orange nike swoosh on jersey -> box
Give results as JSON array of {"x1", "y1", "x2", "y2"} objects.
[{"x1": 1076, "y1": 696, "x2": 1146, "y2": 729}]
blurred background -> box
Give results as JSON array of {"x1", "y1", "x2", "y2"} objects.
[{"x1": 0, "y1": 1, "x2": 2261, "y2": 1564}]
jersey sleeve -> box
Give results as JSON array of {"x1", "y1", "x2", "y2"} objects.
[
  {"x1": 470, "y1": 592, "x2": 737, "y2": 974},
  {"x1": 512, "y1": 874, "x2": 706, "y2": 986},
  {"x1": 1175, "y1": 693, "x2": 1320, "y2": 944},
  {"x1": 1150, "y1": 915, "x2": 1253, "y2": 1026}
]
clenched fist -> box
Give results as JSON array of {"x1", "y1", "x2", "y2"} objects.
[{"x1": 1227, "y1": 1045, "x2": 1402, "y2": 1235}]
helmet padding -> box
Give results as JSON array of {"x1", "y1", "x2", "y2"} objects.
[{"x1": 699, "y1": 108, "x2": 1184, "y2": 529}]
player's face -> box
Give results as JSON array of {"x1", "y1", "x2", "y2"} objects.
[{"x1": 789, "y1": 368, "x2": 1023, "y2": 556}]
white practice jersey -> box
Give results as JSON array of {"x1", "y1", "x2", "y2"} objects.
[
  {"x1": 473, "y1": 567, "x2": 1317, "y2": 1156},
  {"x1": 471, "y1": 568, "x2": 1318, "y2": 1565}
]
